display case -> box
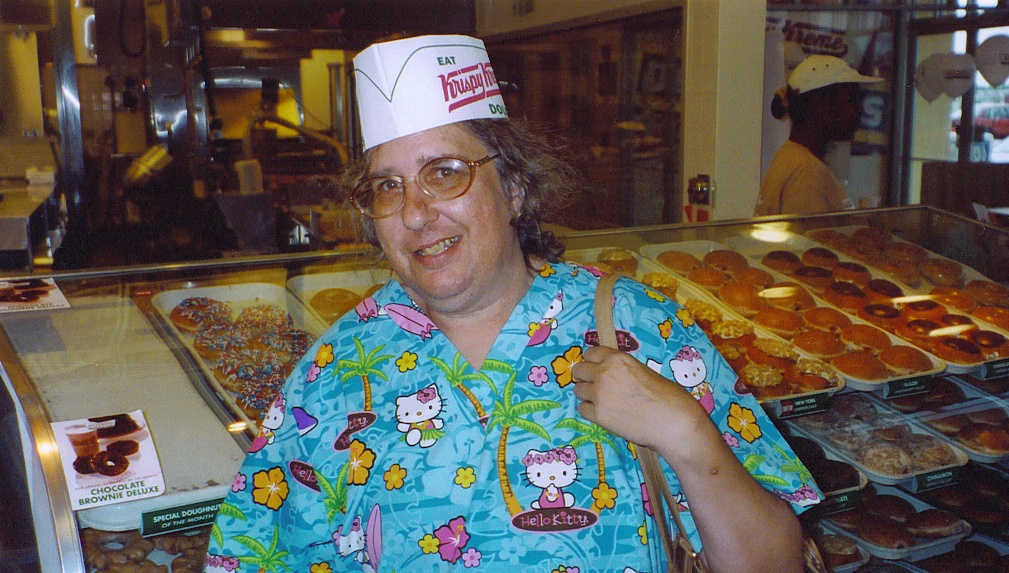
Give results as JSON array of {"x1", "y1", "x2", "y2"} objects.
[{"x1": 4, "y1": 205, "x2": 1009, "y2": 572}]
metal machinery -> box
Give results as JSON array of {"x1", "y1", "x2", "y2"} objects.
[{"x1": 62, "y1": 0, "x2": 474, "y2": 266}]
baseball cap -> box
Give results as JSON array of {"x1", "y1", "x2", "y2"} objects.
[
  {"x1": 788, "y1": 55, "x2": 882, "y2": 95},
  {"x1": 353, "y1": 35, "x2": 508, "y2": 151}
]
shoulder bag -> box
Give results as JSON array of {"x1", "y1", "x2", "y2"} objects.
[{"x1": 592, "y1": 272, "x2": 827, "y2": 573}]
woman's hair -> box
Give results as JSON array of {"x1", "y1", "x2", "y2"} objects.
[{"x1": 341, "y1": 118, "x2": 579, "y2": 266}]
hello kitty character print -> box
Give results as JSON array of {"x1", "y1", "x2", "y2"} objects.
[
  {"x1": 248, "y1": 392, "x2": 285, "y2": 453},
  {"x1": 524, "y1": 446, "x2": 579, "y2": 509},
  {"x1": 669, "y1": 345, "x2": 714, "y2": 414},
  {"x1": 527, "y1": 291, "x2": 563, "y2": 346},
  {"x1": 395, "y1": 384, "x2": 445, "y2": 448}
]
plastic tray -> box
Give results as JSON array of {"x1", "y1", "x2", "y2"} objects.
[
  {"x1": 151, "y1": 283, "x2": 327, "y2": 431},
  {"x1": 886, "y1": 377, "x2": 1009, "y2": 464},
  {"x1": 787, "y1": 393, "x2": 970, "y2": 489},
  {"x1": 812, "y1": 524, "x2": 871, "y2": 573},
  {"x1": 639, "y1": 239, "x2": 947, "y2": 394},
  {"x1": 821, "y1": 485, "x2": 972, "y2": 561},
  {"x1": 569, "y1": 248, "x2": 846, "y2": 417},
  {"x1": 286, "y1": 267, "x2": 394, "y2": 325}
]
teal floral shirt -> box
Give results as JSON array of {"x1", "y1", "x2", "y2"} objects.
[{"x1": 205, "y1": 262, "x2": 821, "y2": 573}]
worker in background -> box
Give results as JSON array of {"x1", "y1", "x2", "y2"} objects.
[{"x1": 755, "y1": 55, "x2": 882, "y2": 216}]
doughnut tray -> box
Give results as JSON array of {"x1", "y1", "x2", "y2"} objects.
[
  {"x1": 880, "y1": 377, "x2": 1009, "y2": 464},
  {"x1": 724, "y1": 232, "x2": 990, "y2": 379},
  {"x1": 569, "y1": 248, "x2": 845, "y2": 418},
  {"x1": 640, "y1": 239, "x2": 947, "y2": 395},
  {"x1": 820, "y1": 485, "x2": 972, "y2": 561},
  {"x1": 286, "y1": 266, "x2": 394, "y2": 325},
  {"x1": 787, "y1": 393, "x2": 970, "y2": 490},
  {"x1": 812, "y1": 524, "x2": 871, "y2": 573},
  {"x1": 152, "y1": 283, "x2": 327, "y2": 433}
]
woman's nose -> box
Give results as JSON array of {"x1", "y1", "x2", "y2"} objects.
[{"x1": 399, "y1": 179, "x2": 438, "y2": 230}]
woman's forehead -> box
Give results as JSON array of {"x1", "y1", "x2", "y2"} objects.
[{"x1": 368, "y1": 124, "x2": 485, "y2": 171}]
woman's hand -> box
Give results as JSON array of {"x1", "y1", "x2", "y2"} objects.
[{"x1": 571, "y1": 345, "x2": 709, "y2": 453}]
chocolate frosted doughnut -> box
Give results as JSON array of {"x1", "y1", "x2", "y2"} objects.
[{"x1": 90, "y1": 450, "x2": 130, "y2": 476}]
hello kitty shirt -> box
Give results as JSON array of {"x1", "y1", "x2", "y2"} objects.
[{"x1": 205, "y1": 262, "x2": 821, "y2": 573}]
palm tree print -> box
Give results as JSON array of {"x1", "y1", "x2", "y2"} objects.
[
  {"x1": 554, "y1": 417, "x2": 619, "y2": 513},
  {"x1": 486, "y1": 368, "x2": 561, "y2": 516},
  {"x1": 210, "y1": 502, "x2": 247, "y2": 548},
  {"x1": 338, "y1": 337, "x2": 393, "y2": 411},
  {"x1": 233, "y1": 525, "x2": 291, "y2": 572},
  {"x1": 741, "y1": 453, "x2": 790, "y2": 488},
  {"x1": 315, "y1": 463, "x2": 351, "y2": 523},
  {"x1": 429, "y1": 353, "x2": 504, "y2": 426}
]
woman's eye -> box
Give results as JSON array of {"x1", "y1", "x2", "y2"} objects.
[{"x1": 376, "y1": 179, "x2": 402, "y2": 192}]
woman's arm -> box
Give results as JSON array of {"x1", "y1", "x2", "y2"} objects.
[{"x1": 571, "y1": 346, "x2": 805, "y2": 573}]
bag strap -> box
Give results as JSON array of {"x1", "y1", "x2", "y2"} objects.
[{"x1": 593, "y1": 273, "x2": 700, "y2": 572}]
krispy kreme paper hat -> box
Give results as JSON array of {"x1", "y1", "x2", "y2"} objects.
[{"x1": 354, "y1": 35, "x2": 508, "y2": 150}]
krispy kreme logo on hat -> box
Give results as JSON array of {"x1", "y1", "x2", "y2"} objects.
[
  {"x1": 354, "y1": 35, "x2": 508, "y2": 150},
  {"x1": 441, "y1": 61, "x2": 500, "y2": 112}
]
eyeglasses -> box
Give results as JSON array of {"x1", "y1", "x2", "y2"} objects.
[{"x1": 351, "y1": 155, "x2": 501, "y2": 219}]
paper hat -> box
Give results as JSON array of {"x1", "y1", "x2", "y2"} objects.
[
  {"x1": 788, "y1": 55, "x2": 882, "y2": 95},
  {"x1": 354, "y1": 35, "x2": 508, "y2": 150}
]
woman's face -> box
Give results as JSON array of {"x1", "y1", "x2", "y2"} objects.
[{"x1": 370, "y1": 123, "x2": 527, "y2": 315}]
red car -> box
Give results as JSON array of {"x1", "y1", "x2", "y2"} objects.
[{"x1": 953, "y1": 103, "x2": 1009, "y2": 139}]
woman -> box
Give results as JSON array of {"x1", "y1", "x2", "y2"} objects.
[
  {"x1": 206, "y1": 35, "x2": 818, "y2": 573},
  {"x1": 755, "y1": 55, "x2": 882, "y2": 216}
]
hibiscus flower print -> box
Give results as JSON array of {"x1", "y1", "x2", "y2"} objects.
[
  {"x1": 396, "y1": 351, "x2": 418, "y2": 372},
  {"x1": 727, "y1": 402, "x2": 762, "y2": 443},
  {"x1": 348, "y1": 439, "x2": 376, "y2": 485},
  {"x1": 314, "y1": 343, "x2": 334, "y2": 368},
  {"x1": 676, "y1": 307, "x2": 694, "y2": 328},
  {"x1": 433, "y1": 516, "x2": 470, "y2": 564},
  {"x1": 551, "y1": 346, "x2": 583, "y2": 387},
  {"x1": 251, "y1": 467, "x2": 289, "y2": 510}
]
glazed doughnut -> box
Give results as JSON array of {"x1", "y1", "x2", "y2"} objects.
[
  {"x1": 857, "y1": 304, "x2": 903, "y2": 332},
  {"x1": 752, "y1": 307, "x2": 804, "y2": 339},
  {"x1": 656, "y1": 250, "x2": 702, "y2": 274},
  {"x1": 901, "y1": 299, "x2": 947, "y2": 322},
  {"x1": 107, "y1": 440, "x2": 140, "y2": 456},
  {"x1": 930, "y1": 336, "x2": 985, "y2": 365},
  {"x1": 597, "y1": 247, "x2": 638, "y2": 274},
  {"x1": 90, "y1": 450, "x2": 130, "y2": 476},
  {"x1": 852, "y1": 226, "x2": 894, "y2": 249},
  {"x1": 865, "y1": 278, "x2": 905, "y2": 305},
  {"x1": 905, "y1": 509, "x2": 969, "y2": 538},
  {"x1": 792, "y1": 328, "x2": 847, "y2": 359},
  {"x1": 717, "y1": 282, "x2": 769, "y2": 317},
  {"x1": 921, "y1": 258, "x2": 965, "y2": 288},
  {"x1": 878, "y1": 345, "x2": 934, "y2": 375},
  {"x1": 833, "y1": 261, "x2": 873, "y2": 287},
  {"x1": 169, "y1": 297, "x2": 232, "y2": 333},
  {"x1": 967, "y1": 406, "x2": 1008, "y2": 426},
  {"x1": 760, "y1": 250, "x2": 802, "y2": 274},
  {"x1": 310, "y1": 288, "x2": 364, "y2": 323},
  {"x1": 964, "y1": 279, "x2": 1009, "y2": 307},
  {"x1": 824, "y1": 280, "x2": 868, "y2": 312},
  {"x1": 732, "y1": 266, "x2": 774, "y2": 289},
  {"x1": 782, "y1": 358, "x2": 838, "y2": 392},
  {"x1": 883, "y1": 241, "x2": 928, "y2": 267},
  {"x1": 939, "y1": 313, "x2": 978, "y2": 334},
  {"x1": 964, "y1": 329, "x2": 1009, "y2": 359},
  {"x1": 831, "y1": 351, "x2": 891, "y2": 380},
  {"x1": 958, "y1": 423, "x2": 1009, "y2": 455},
  {"x1": 972, "y1": 305, "x2": 1009, "y2": 329},
  {"x1": 703, "y1": 249, "x2": 748, "y2": 274},
  {"x1": 686, "y1": 266, "x2": 730, "y2": 292},
  {"x1": 790, "y1": 265, "x2": 834, "y2": 293},
  {"x1": 839, "y1": 323, "x2": 892, "y2": 355},
  {"x1": 930, "y1": 286, "x2": 977, "y2": 313},
  {"x1": 809, "y1": 228, "x2": 851, "y2": 248},
  {"x1": 762, "y1": 281, "x2": 817, "y2": 311},
  {"x1": 895, "y1": 318, "x2": 942, "y2": 344},
  {"x1": 801, "y1": 247, "x2": 840, "y2": 268},
  {"x1": 926, "y1": 414, "x2": 970, "y2": 435},
  {"x1": 801, "y1": 306, "x2": 852, "y2": 333}
]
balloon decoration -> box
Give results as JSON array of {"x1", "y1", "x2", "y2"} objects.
[{"x1": 915, "y1": 37, "x2": 1009, "y2": 102}]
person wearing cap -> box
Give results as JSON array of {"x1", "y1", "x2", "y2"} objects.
[
  {"x1": 205, "y1": 35, "x2": 820, "y2": 573},
  {"x1": 755, "y1": 54, "x2": 882, "y2": 216}
]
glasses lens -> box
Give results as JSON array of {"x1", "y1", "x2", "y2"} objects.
[
  {"x1": 419, "y1": 158, "x2": 472, "y2": 199},
  {"x1": 355, "y1": 177, "x2": 403, "y2": 217}
]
